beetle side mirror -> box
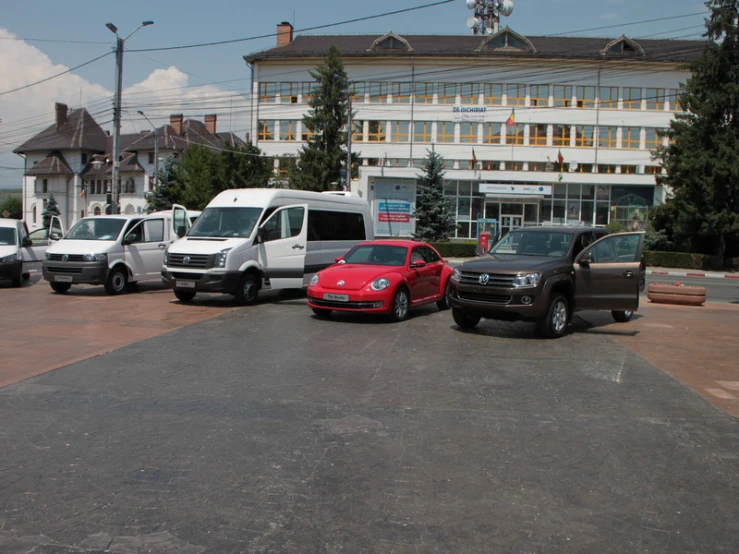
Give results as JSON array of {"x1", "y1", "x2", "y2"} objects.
[
  {"x1": 411, "y1": 259, "x2": 426, "y2": 268},
  {"x1": 335, "y1": 256, "x2": 343, "y2": 263}
]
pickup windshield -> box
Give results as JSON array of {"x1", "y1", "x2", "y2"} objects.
[
  {"x1": 188, "y1": 207, "x2": 261, "y2": 238},
  {"x1": 65, "y1": 218, "x2": 126, "y2": 241},
  {"x1": 490, "y1": 230, "x2": 575, "y2": 257}
]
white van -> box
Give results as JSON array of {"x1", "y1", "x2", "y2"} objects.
[
  {"x1": 0, "y1": 218, "x2": 55, "y2": 286},
  {"x1": 161, "y1": 189, "x2": 373, "y2": 304},
  {"x1": 43, "y1": 205, "x2": 191, "y2": 295}
]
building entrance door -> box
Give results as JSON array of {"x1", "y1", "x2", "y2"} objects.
[
  {"x1": 484, "y1": 199, "x2": 541, "y2": 239},
  {"x1": 500, "y1": 215, "x2": 523, "y2": 237}
]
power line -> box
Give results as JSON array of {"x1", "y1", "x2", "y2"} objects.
[
  {"x1": 541, "y1": 11, "x2": 707, "y2": 37},
  {"x1": 0, "y1": 36, "x2": 109, "y2": 45}
]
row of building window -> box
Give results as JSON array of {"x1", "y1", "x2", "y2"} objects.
[
  {"x1": 258, "y1": 120, "x2": 668, "y2": 150},
  {"x1": 259, "y1": 82, "x2": 683, "y2": 111}
]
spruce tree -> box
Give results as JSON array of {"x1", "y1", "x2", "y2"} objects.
[
  {"x1": 42, "y1": 193, "x2": 61, "y2": 228},
  {"x1": 413, "y1": 150, "x2": 457, "y2": 242},
  {"x1": 289, "y1": 45, "x2": 351, "y2": 191},
  {"x1": 654, "y1": 0, "x2": 739, "y2": 259}
]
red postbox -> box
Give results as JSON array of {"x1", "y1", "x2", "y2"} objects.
[{"x1": 478, "y1": 231, "x2": 489, "y2": 253}]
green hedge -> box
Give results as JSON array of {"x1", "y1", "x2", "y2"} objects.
[
  {"x1": 643, "y1": 250, "x2": 722, "y2": 270},
  {"x1": 430, "y1": 241, "x2": 478, "y2": 258}
]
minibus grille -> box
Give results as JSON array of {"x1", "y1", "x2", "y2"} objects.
[
  {"x1": 167, "y1": 253, "x2": 212, "y2": 269},
  {"x1": 48, "y1": 254, "x2": 85, "y2": 262}
]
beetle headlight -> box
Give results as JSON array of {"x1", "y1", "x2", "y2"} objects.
[
  {"x1": 370, "y1": 277, "x2": 390, "y2": 291},
  {"x1": 215, "y1": 248, "x2": 232, "y2": 268},
  {"x1": 309, "y1": 274, "x2": 319, "y2": 286},
  {"x1": 82, "y1": 253, "x2": 107, "y2": 262},
  {"x1": 451, "y1": 267, "x2": 462, "y2": 282},
  {"x1": 512, "y1": 272, "x2": 540, "y2": 288}
]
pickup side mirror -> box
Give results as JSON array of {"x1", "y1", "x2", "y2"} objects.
[
  {"x1": 22, "y1": 237, "x2": 33, "y2": 248},
  {"x1": 577, "y1": 251, "x2": 593, "y2": 266},
  {"x1": 411, "y1": 259, "x2": 426, "y2": 268}
]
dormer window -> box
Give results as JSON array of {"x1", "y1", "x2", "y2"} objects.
[
  {"x1": 602, "y1": 36, "x2": 645, "y2": 57},
  {"x1": 81, "y1": 153, "x2": 88, "y2": 165},
  {"x1": 368, "y1": 33, "x2": 413, "y2": 52},
  {"x1": 477, "y1": 28, "x2": 536, "y2": 53}
]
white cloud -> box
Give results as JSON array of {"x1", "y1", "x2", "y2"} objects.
[{"x1": 600, "y1": 12, "x2": 619, "y2": 21}]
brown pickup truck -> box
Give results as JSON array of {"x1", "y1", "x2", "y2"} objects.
[{"x1": 448, "y1": 227, "x2": 646, "y2": 338}]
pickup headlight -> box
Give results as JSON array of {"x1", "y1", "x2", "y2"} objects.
[
  {"x1": 512, "y1": 272, "x2": 540, "y2": 288},
  {"x1": 309, "y1": 274, "x2": 319, "y2": 286},
  {"x1": 0, "y1": 253, "x2": 21, "y2": 263},
  {"x1": 215, "y1": 248, "x2": 232, "y2": 268},
  {"x1": 451, "y1": 267, "x2": 462, "y2": 283},
  {"x1": 45, "y1": 251, "x2": 51, "y2": 260},
  {"x1": 370, "y1": 277, "x2": 390, "y2": 291},
  {"x1": 82, "y1": 253, "x2": 107, "y2": 262}
]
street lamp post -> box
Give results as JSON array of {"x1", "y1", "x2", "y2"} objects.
[
  {"x1": 137, "y1": 110, "x2": 158, "y2": 194},
  {"x1": 106, "y1": 20, "x2": 153, "y2": 214}
]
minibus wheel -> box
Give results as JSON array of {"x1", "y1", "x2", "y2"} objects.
[{"x1": 235, "y1": 272, "x2": 259, "y2": 305}]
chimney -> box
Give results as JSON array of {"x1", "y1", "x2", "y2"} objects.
[
  {"x1": 276, "y1": 22, "x2": 293, "y2": 47},
  {"x1": 170, "y1": 114, "x2": 183, "y2": 135},
  {"x1": 55, "y1": 103, "x2": 68, "y2": 129},
  {"x1": 204, "y1": 114, "x2": 217, "y2": 134}
]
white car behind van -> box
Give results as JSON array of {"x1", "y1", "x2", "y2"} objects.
[
  {"x1": 0, "y1": 218, "x2": 55, "y2": 286},
  {"x1": 162, "y1": 189, "x2": 373, "y2": 304}
]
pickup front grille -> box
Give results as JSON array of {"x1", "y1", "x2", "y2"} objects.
[
  {"x1": 457, "y1": 292, "x2": 512, "y2": 304},
  {"x1": 48, "y1": 253, "x2": 85, "y2": 262},
  {"x1": 459, "y1": 271, "x2": 516, "y2": 288},
  {"x1": 167, "y1": 253, "x2": 212, "y2": 269}
]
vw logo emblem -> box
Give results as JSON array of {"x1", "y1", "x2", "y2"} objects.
[
  {"x1": 183, "y1": 256, "x2": 191, "y2": 265},
  {"x1": 479, "y1": 273, "x2": 490, "y2": 285},
  {"x1": 337, "y1": 280, "x2": 345, "y2": 287},
  {"x1": 62, "y1": 254, "x2": 69, "y2": 262}
]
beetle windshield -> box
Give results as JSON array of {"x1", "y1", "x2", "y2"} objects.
[
  {"x1": 188, "y1": 207, "x2": 261, "y2": 238},
  {"x1": 342, "y1": 244, "x2": 408, "y2": 266},
  {"x1": 65, "y1": 218, "x2": 126, "y2": 241},
  {"x1": 490, "y1": 230, "x2": 575, "y2": 257}
]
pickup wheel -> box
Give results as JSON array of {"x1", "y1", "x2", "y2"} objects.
[
  {"x1": 174, "y1": 290, "x2": 196, "y2": 302},
  {"x1": 235, "y1": 273, "x2": 259, "y2": 306},
  {"x1": 452, "y1": 308, "x2": 480, "y2": 329},
  {"x1": 612, "y1": 310, "x2": 634, "y2": 323},
  {"x1": 538, "y1": 294, "x2": 569, "y2": 338},
  {"x1": 50, "y1": 282, "x2": 71, "y2": 294},
  {"x1": 104, "y1": 266, "x2": 128, "y2": 295},
  {"x1": 436, "y1": 279, "x2": 451, "y2": 311}
]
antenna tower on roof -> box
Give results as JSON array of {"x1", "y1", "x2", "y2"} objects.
[{"x1": 465, "y1": 0, "x2": 514, "y2": 35}]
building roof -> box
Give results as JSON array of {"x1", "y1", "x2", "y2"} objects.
[
  {"x1": 81, "y1": 152, "x2": 144, "y2": 178},
  {"x1": 24, "y1": 152, "x2": 74, "y2": 176},
  {"x1": 121, "y1": 121, "x2": 247, "y2": 153},
  {"x1": 14, "y1": 108, "x2": 108, "y2": 154},
  {"x1": 244, "y1": 29, "x2": 705, "y2": 64}
]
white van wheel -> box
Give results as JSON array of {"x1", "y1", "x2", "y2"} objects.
[
  {"x1": 235, "y1": 273, "x2": 259, "y2": 306},
  {"x1": 105, "y1": 267, "x2": 128, "y2": 295}
]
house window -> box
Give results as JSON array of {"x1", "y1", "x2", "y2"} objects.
[
  {"x1": 414, "y1": 83, "x2": 434, "y2": 104},
  {"x1": 301, "y1": 82, "x2": 314, "y2": 104},
  {"x1": 598, "y1": 126, "x2": 618, "y2": 148},
  {"x1": 43, "y1": 199, "x2": 48, "y2": 209},
  {"x1": 367, "y1": 121, "x2": 386, "y2": 142},
  {"x1": 574, "y1": 125, "x2": 595, "y2": 147},
  {"x1": 148, "y1": 152, "x2": 155, "y2": 164},
  {"x1": 390, "y1": 82, "x2": 411, "y2": 104},
  {"x1": 645, "y1": 165, "x2": 662, "y2": 175},
  {"x1": 553, "y1": 85, "x2": 573, "y2": 107},
  {"x1": 302, "y1": 124, "x2": 315, "y2": 142},
  {"x1": 352, "y1": 121, "x2": 364, "y2": 142},
  {"x1": 414, "y1": 121, "x2": 432, "y2": 142},
  {"x1": 438, "y1": 83, "x2": 457, "y2": 105},
  {"x1": 437, "y1": 122, "x2": 455, "y2": 143},
  {"x1": 623, "y1": 127, "x2": 641, "y2": 149},
  {"x1": 279, "y1": 121, "x2": 298, "y2": 141},
  {"x1": 599, "y1": 87, "x2": 618, "y2": 109},
  {"x1": 368, "y1": 82, "x2": 389, "y2": 104},
  {"x1": 43, "y1": 179, "x2": 48, "y2": 193},
  {"x1": 483, "y1": 123, "x2": 502, "y2": 144},
  {"x1": 94, "y1": 206, "x2": 102, "y2": 215},
  {"x1": 351, "y1": 82, "x2": 366, "y2": 103},
  {"x1": 645, "y1": 128, "x2": 663, "y2": 150},
  {"x1": 506, "y1": 84, "x2": 526, "y2": 106},
  {"x1": 483, "y1": 83, "x2": 504, "y2": 105},
  {"x1": 507, "y1": 161, "x2": 524, "y2": 171},
  {"x1": 459, "y1": 122, "x2": 478, "y2": 143},
  {"x1": 530, "y1": 85, "x2": 549, "y2": 107},
  {"x1": 623, "y1": 87, "x2": 642, "y2": 110},
  {"x1": 32, "y1": 205, "x2": 37, "y2": 224},
  {"x1": 668, "y1": 88, "x2": 684, "y2": 112},
  {"x1": 459, "y1": 83, "x2": 480, "y2": 105},
  {"x1": 576, "y1": 86, "x2": 596, "y2": 108},
  {"x1": 391, "y1": 121, "x2": 409, "y2": 143},
  {"x1": 575, "y1": 163, "x2": 594, "y2": 173},
  {"x1": 506, "y1": 123, "x2": 525, "y2": 145},
  {"x1": 81, "y1": 153, "x2": 88, "y2": 165},
  {"x1": 552, "y1": 124, "x2": 570, "y2": 147},
  {"x1": 597, "y1": 164, "x2": 617, "y2": 174},
  {"x1": 530, "y1": 124, "x2": 548, "y2": 146},
  {"x1": 279, "y1": 82, "x2": 299, "y2": 104},
  {"x1": 621, "y1": 165, "x2": 638, "y2": 174},
  {"x1": 259, "y1": 82, "x2": 277, "y2": 103},
  {"x1": 481, "y1": 160, "x2": 500, "y2": 170},
  {"x1": 646, "y1": 88, "x2": 666, "y2": 111},
  {"x1": 258, "y1": 120, "x2": 275, "y2": 141}
]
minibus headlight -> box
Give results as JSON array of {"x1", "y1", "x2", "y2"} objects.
[
  {"x1": 82, "y1": 253, "x2": 107, "y2": 262},
  {"x1": 309, "y1": 274, "x2": 319, "y2": 286},
  {"x1": 215, "y1": 248, "x2": 232, "y2": 268}
]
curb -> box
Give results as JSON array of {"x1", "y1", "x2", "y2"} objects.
[{"x1": 648, "y1": 270, "x2": 739, "y2": 280}]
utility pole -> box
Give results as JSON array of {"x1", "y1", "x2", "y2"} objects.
[
  {"x1": 111, "y1": 35, "x2": 123, "y2": 214},
  {"x1": 345, "y1": 96, "x2": 352, "y2": 191}
]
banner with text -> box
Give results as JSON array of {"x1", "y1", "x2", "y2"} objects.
[
  {"x1": 374, "y1": 181, "x2": 416, "y2": 236},
  {"x1": 479, "y1": 183, "x2": 552, "y2": 196}
]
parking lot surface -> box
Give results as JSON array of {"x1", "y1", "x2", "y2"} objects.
[{"x1": 0, "y1": 279, "x2": 738, "y2": 553}]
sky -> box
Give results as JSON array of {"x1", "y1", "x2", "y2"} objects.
[{"x1": 0, "y1": 0, "x2": 710, "y2": 188}]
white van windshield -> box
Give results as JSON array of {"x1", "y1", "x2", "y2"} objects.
[
  {"x1": 188, "y1": 207, "x2": 261, "y2": 238},
  {"x1": 65, "y1": 218, "x2": 127, "y2": 241},
  {"x1": 0, "y1": 227, "x2": 17, "y2": 246}
]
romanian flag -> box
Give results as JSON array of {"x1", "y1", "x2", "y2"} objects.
[
  {"x1": 557, "y1": 149, "x2": 564, "y2": 164},
  {"x1": 80, "y1": 184, "x2": 86, "y2": 198},
  {"x1": 506, "y1": 109, "x2": 515, "y2": 127},
  {"x1": 472, "y1": 148, "x2": 477, "y2": 164}
]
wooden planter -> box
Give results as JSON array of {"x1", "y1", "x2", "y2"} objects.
[{"x1": 647, "y1": 283, "x2": 706, "y2": 306}]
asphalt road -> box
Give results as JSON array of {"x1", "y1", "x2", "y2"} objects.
[
  {"x1": 645, "y1": 274, "x2": 739, "y2": 304},
  {"x1": 0, "y1": 295, "x2": 737, "y2": 553}
]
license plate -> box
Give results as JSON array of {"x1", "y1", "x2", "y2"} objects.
[
  {"x1": 176, "y1": 280, "x2": 196, "y2": 289},
  {"x1": 324, "y1": 293, "x2": 349, "y2": 302},
  {"x1": 55, "y1": 275, "x2": 73, "y2": 283}
]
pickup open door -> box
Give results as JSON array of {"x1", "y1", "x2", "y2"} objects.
[
  {"x1": 256, "y1": 204, "x2": 308, "y2": 290},
  {"x1": 574, "y1": 232, "x2": 645, "y2": 311}
]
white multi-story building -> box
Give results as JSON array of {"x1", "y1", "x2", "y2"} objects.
[
  {"x1": 14, "y1": 107, "x2": 244, "y2": 230},
  {"x1": 245, "y1": 23, "x2": 702, "y2": 238}
]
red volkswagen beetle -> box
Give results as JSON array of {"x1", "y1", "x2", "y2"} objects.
[{"x1": 307, "y1": 240, "x2": 454, "y2": 321}]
